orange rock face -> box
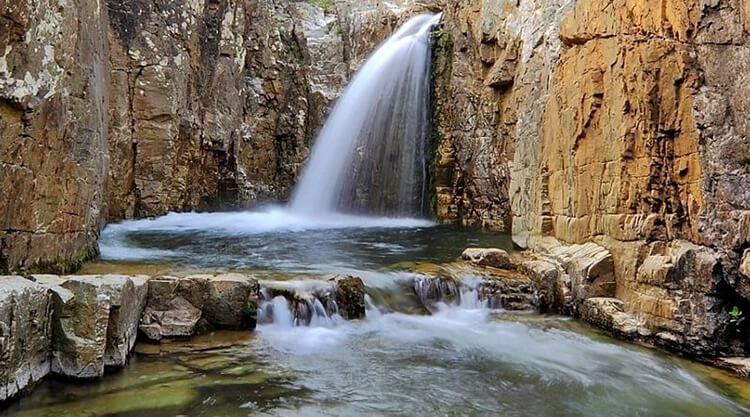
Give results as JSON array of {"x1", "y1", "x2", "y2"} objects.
[{"x1": 433, "y1": 0, "x2": 750, "y2": 353}]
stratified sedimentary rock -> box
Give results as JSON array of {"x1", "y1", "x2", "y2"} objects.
[
  {"x1": 0, "y1": 277, "x2": 52, "y2": 402},
  {"x1": 434, "y1": 0, "x2": 750, "y2": 356}
]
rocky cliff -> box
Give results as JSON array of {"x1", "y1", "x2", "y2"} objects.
[
  {"x1": 2, "y1": 0, "x2": 749, "y2": 355},
  {"x1": 432, "y1": 0, "x2": 750, "y2": 354},
  {"x1": 0, "y1": 0, "x2": 432, "y2": 272}
]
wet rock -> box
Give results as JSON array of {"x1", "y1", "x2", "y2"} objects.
[
  {"x1": 0, "y1": 277, "x2": 53, "y2": 402},
  {"x1": 579, "y1": 298, "x2": 648, "y2": 338},
  {"x1": 413, "y1": 276, "x2": 461, "y2": 311},
  {"x1": 35, "y1": 275, "x2": 149, "y2": 378},
  {"x1": 712, "y1": 357, "x2": 750, "y2": 378},
  {"x1": 258, "y1": 277, "x2": 365, "y2": 325},
  {"x1": 461, "y1": 248, "x2": 512, "y2": 269},
  {"x1": 477, "y1": 275, "x2": 536, "y2": 311},
  {"x1": 46, "y1": 277, "x2": 111, "y2": 378},
  {"x1": 331, "y1": 275, "x2": 366, "y2": 320},
  {"x1": 517, "y1": 258, "x2": 566, "y2": 312},
  {"x1": 203, "y1": 274, "x2": 260, "y2": 329},
  {"x1": 530, "y1": 240, "x2": 616, "y2": 313},
  {"x1": 139, "y1": 276, "x2": 207, "y2": 341},
  {"x1": 140, "y1": 274, "x2": 260, "y2": 340},
  {"x1": 413, "y1": 271, "x2": 536, "y2": 312}
]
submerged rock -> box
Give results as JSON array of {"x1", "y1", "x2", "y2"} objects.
[
  {"x1": 477, "y1": 274, "x2": 536, "y2": 311},
  {"x1": 258, "y1": 275, "x2": 366, "y2": 326},
  {"x1": 0, "y1": 277, "x2": 53, "y2": 402},
  {"x1": 413, "y1": 275, "x2": 461, "y2": 311}
]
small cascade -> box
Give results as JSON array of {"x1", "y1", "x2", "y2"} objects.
[
  {"x1": 291, "y1": 13, "x2": 442, "y2": 217},
  {"x1": 412, "y1": 274, "x2": 538, "y2": 312},
  {"x1": 257, "y1": 284, "x2": 344, "y2": 328},
  {"x1": 413, "y1": 276, "x2": 463, "y2": 312}
]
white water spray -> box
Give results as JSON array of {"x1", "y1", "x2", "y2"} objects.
[{"x1": 291, "y1": 13, "x2": 442, "y2": 217}]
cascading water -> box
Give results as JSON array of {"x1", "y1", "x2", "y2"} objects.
[{"x1": 291, "y1": 13, "x2": 442, "y2": 217}]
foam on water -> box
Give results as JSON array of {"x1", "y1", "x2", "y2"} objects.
[
  {"x1": 102, "y1": 207, "x2": 433, "y2": 235},
  {"x1": 253, "y1": 291, "x2": 747, "y2": 416}
]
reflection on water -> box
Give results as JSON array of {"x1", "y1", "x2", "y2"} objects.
[{"x1": 4, "y1": 209, "x2": 749, "y2": 417}]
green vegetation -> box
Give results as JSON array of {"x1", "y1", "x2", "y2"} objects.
[
  {"x1": 738, "y1": 154, "x2": 750, "y2": 167},
  {"x1": 427, "y1": 29, "x2": 454, "y2": 219},
  {"x1": 729, "y1": 306, "x2": 745, "y2": 330},
  {"x1": 28, "y1": 244, "x2": 100, "y2": 274},
  {"x1": 305, "y1": 0, "x2": 335, "y2": 13}
]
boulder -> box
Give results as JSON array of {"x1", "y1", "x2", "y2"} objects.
[
  {"x1": 461, "y1": 248, "x2": 512, "y2": 269},
  {"x1": 140, "y1": 297, "x2": 202, "y2": 341},
  {"x1": 139, "y1": 276, "x2": 207, "y2": 341},
  {"x1": 517, "y1": 258, "x2": 567, "y2": 312},
  {"x1": 413, "y1": 276, "x2": 461, "y2": 312},
  {"x1": 413, "y1": 271, "x2": 536, "y2": 312},
  {"x1": 47, "y1": 277, "x2": 111, "y2": 378},
  {"x1": 331, "y1": 275, "x2": 366, "y2": 320},
  {"x1": 32, "y1": 275, "x2": 150, "y2": 377},
  {"x1": 579, "y1": 298, "x2": 648, "y2": 338},
  {"x1": 477, "y1": 274, "x2": 536, "y2": 311},
  {"x1": 0, "y1": 277, "x2": 53, "y2": 402},
  {"x1": 203, "y1": 274, "x2": 260, "y2": 329},
  {"x1": 542, "y1": 241, "x2": 616, "y2": 311},
  {"x1": 140, "y1": 274, "x2": 260, "y2": 341},
  {"x1": 98, "y1": 275, "x2": 150, "y2": 367}
]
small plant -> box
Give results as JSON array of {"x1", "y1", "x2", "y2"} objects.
[
  {"x1": 738, "y1": 154, "x2": 750, "y2": 167},
  {"x1": 729, "y1": 306, "x2": 745, "y2": 330},
  {"x1": 306, "y1": 0, "x2": 335, "y2": 13}
]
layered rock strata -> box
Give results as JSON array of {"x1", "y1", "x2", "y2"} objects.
[
  {"x1": 0, "y1": 0, "x2": 431, "y2": 273},
  {"x1": 433, "y1": 0, "x2": 750, "y2": 356}
]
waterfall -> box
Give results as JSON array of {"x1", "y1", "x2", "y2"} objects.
[{"x1": 291, "y1": 13, "x2": 442, "y2": 217}]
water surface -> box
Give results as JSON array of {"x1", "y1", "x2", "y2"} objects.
[{"x1": 4, "y1": 209, "x2": 749, "y2": 417}]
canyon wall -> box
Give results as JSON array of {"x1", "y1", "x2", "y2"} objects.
[
  {"x1": 432, "y1": 0, "x2": 750, "y2": 354},
  {"x1": 0, "y1": 0, "x2": 431, "y2": 272}
]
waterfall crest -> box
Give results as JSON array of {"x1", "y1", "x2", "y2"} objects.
[{"x1": 291, "y1": 13, "x2": 441, "y2": 217}]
